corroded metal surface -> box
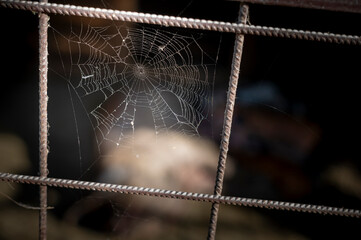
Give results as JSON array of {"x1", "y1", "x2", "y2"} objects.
[
  {"x1": 234, "y1": 0, "x2": 361, "y2": 13},
  {"x1": 207, "y1": 4, "x2": 249, "y2": 240},
  {"x1": 0, "y1": 172, "x2": 360, "y2": 218},
  {"x1": 38, "y1": 0, "x2": 49, "y2": 238},
  {"x1": 0, "y1": 0, "x2": 360, "y2": 44}
]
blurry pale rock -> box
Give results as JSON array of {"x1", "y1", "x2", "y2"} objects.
[
  {"x1": 100, "y1": 128, "x2": 224, "y2": 193},
  {"x1": 101, "y1": 128, "x2": 231, "y2": 217},
  {"x1": 62, "y1": 130, "x2": 307, "y2": 240},
  {"x1": 0, "y1": 134, "x2": 31, "y2": 201},
  {"x1": 65, "y1": 128, "x2": 234, "y2": 226}
]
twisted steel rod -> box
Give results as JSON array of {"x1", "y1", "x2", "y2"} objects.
[
  {"x1": 0, "y1": 172, "x2": 360, "y2": 218},
  {"x1": 0, "y1": 0, "x2": 360, "y2": 45},
  {"x1": 235, "y1": 0, "x2": 361, "y2": 14},
  {"x1": 38, "y1": 0, "x2": 49, "y2": 238},
  {"x1": 207, "y1": 4, "x2": 249, "y2": 240}
]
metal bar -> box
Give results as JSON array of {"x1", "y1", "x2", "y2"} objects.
[
  {"x1": 207, "y1": 4, "x2": 248, "y2": 240},
  {"x1": 0, "y1": 172, "x2": 360, "y2": 218},
  {"x1": 0, "y1": 0, "x2": 360, "y2": 45},
  {"x1": 233, "y1": 0, "x2": 361, "y2": 14},
  {"x1": 38, "y1": 0, "x2": 49, "y2": 238}
]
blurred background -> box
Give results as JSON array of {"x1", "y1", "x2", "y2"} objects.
[{"x1": 0, "y1": 0, "x2": 361, "y2": 239}]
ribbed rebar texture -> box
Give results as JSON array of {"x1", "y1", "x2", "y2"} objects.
[
  {"x1": 0, "y1": 172, "x2": 360, "y2": 218},
  {"x1": 38, "y1": 1, "x2": 49, "y2": 238},
  {"x1": 207, "y1": 5, "x2": 249, "y2": 240},
  {"x1": 0, "y1": 0, "x2": 360, "y2": 45},
  {"x1": 235, "y1": 0, "x2": 361, "y2": 14}
]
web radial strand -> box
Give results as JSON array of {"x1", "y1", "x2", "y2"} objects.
[{"x1": 51, "y1": 22, "x2": 214, "y2": 153}]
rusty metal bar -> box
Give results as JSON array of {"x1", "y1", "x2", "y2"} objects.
[
  {"x1": 1, "y1": 172, "x2": 360, "y2": 218},
  {"x1": 0, "y1": 0, "x2": 360, "y2": 44},
  {"x1": 38, "y1": 0, "x2": 49, "y2": 238},
  {"x1": 207, "y1": 4, "x2": 249, "y2": 240},
  {"x1": 233, "y1": 0, "x2": 361, "y2": 14}
]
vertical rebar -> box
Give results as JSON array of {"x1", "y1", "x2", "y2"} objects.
[
  {"x1": 207, "y1": 4, "x2": 249, "y2": 240},
  {"x1": 39, "y1": 0, "x2": 49, "y2": 239}
]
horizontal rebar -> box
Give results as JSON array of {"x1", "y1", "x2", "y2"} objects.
[
  {"x1": 0, "y1": 172, "x2": 360, "y2": 218},
  {"x1": 0, "y1": 0, "x2": 360, "y2": 45},
  {"x1": 233, "y1": 0, "x2": 361, "y2": 14}
]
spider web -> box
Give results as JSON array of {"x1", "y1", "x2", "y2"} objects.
[
  {"x1": 51, "y1": 20, "x2": 215, "y2": 156},
  {"x1": 49, "y1": 19, "x2": 221, "y2": 237}
]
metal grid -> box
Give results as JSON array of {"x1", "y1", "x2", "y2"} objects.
[{"x1": 0, "y1": 0, "x2": 360, "y2": 239}]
